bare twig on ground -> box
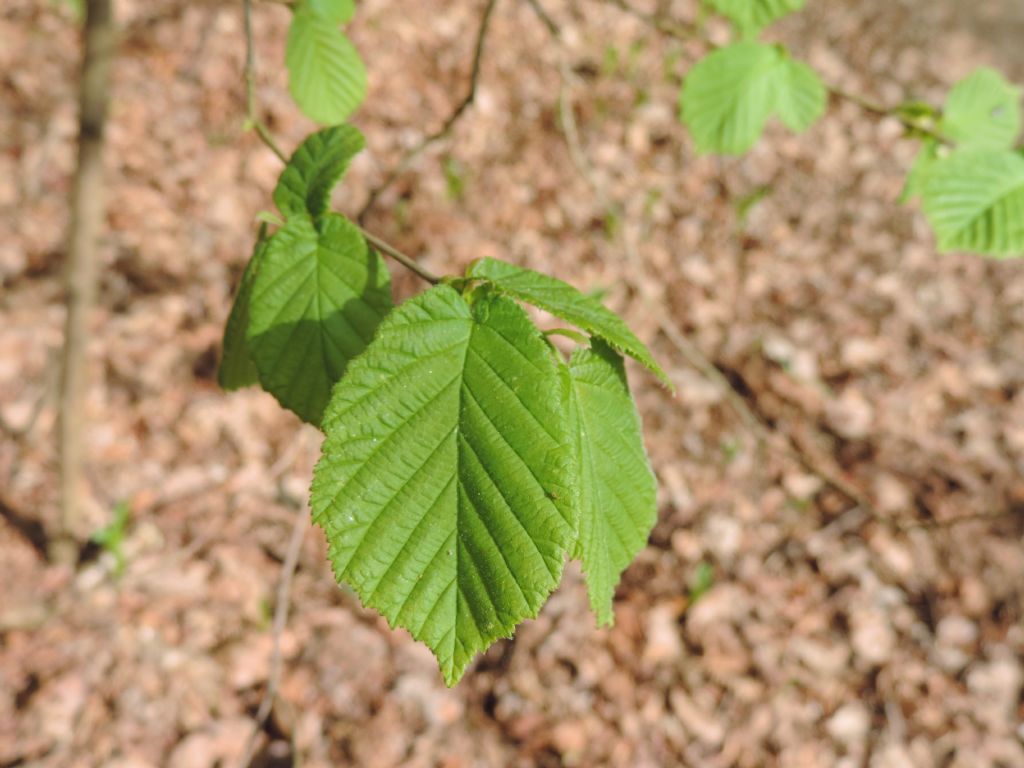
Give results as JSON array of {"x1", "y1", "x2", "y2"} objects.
[
  {"x1": 602, "y1": 0, "x2": 704, "y2": 40},
  {"x1": 358, "y1": 0, "x2": 501, "y2": 223},
  {"x1": 0, "y1": 494, "x2": 50, "y2": 560},
  {"x1": 0, "y1": 347, "x2": 59, "y2": 441},
  {"x1": 238, "y1": 496, "x2": 307, "y2": 768},
  {"x1": 241, "y1": 0, "x2": 440, "y2": 284},
  {"x1": 55, "y1": 0, "x2": 116, "y2": 564}
]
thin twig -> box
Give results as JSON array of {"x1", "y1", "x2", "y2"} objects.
[
  {"x1": 360, "y1": 229, "x2": 441, "y2": 284},
  {"x1": 524, "y1": 0, "x2": 558, "y2": 37},
  {"x1": 604, "y1": 0, "x2": 704, "y2": 40},
  {"x1": 241, "y1": 0, "x2": 438, "y2": 283},
  {"x1": 55, "y1": 0, "x2": 116, "y2": 564},
  {"x1": 243, "y1": 0, "x2": 287, "y2": 163},
  {"x1": 238, "y1": 499, "x2": 308, "y2": 768},
  {"x1": 0, "y1": 347, "x2": 59, "y2": 441},
  {"x1": 658, "y1": 321, "x2": 876, "y2": 514},
  {"x1": 358, "y1": 0, "x2": 501, "y2": 222}
]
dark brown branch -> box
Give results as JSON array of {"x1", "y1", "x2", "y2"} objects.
[{"x1": 358, "y1": 0, "x2": 501, "y2": 222}]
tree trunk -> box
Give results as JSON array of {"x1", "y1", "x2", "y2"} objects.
[{"x1": 54, "y1": 0, "x2": 115, "y2": 564}]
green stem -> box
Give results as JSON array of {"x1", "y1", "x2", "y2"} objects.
[
  {"x1": 360, "y1": 229, "x2": 441, "y2": 284},
  {"x1": 544, "y1": 328, "x2": 590, "y2": 344}
]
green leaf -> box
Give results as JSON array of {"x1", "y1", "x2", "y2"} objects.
[
  {"x1": 52, "y1": 0, "x2": 84, "y2": 21},
  {"x1": 311, "y1": 285, "x2": 576, "y2": 686},
  {"x1": 894, "y1": 100, "x2": 939, "y2": 123},
  {"x1": 465, "y1": 258, "x2": 671, "y2": 388},
  {"x1": 565, "y1": 342, "x2": 656, "y2": 626},
  {"x1": 273, "y1": 124, "x2": 365, "y2": 219},
  {"x1": 921, "y1": 149, "x2": 1024, "y2": 258},
  {"x1": 91, "y1": 502, "x2": 131, "y2": 578},
  {"x1": 688, "y1": 561, "x2": 715, "y2": 605},
  {"x1": 703, "y1": 0, "x2": 806, "y2": 35},
  {"x1": 680, "y1": 43, "x2": 824, "y2": 155},
  {"x1": 247, "y1": 214, "x2": 393, "y2": 424},
  {"x1": 772, "y1": 58, "x2": 826, "y2": 133},
  {"x1": 681, "y1": 43, "x2": 778, "y2": 155},
  {"x1": 940, "y1": 68, "x2": 1021, "y2": 150},
  {"x1": 255, "y1": 211, "x2": 286, "y2": 228},
  {"x1": 305, "y1": 0, "x2": 355, "y2": 23},
  {"x1": 899, "y1": 139, "x2": 940, "y2": 204},
  {"x1": 286, "y1": 7, "x2": 367, "y2": 124},
  {"x1": 219, "y1": 231, "x2": 268, "y2": 391},
  {"x1": 734, "y1": 184, "x2": 772, "y2": 225}
]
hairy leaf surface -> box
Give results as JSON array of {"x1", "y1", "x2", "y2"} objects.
[
  {"x1": 466, "y1": 258, "x2": 670, "y2": 387},
  {"x1": 704, "y1": 0, "x2": 806, "y2": 35},
  {"x1": 680, "y1": 43, "x2": 823, "y2": 155},
  {"x1": 273, "y1": 124, "x2": 365, "y2": 219},
  {"x1": 286, "y1": 4, "x2": 366, "y2": 124},
  {"x1": 940, "y1": 68, "x2": 1021, "y2": 150},
  {"x1": 247, "y1": 214, "x2": 392, "y2": 424},
  {"x1": 566, "y1": 342, "x2": 656, "y2": 626},
  {"x1": 921, "y1": 149, "x2": 1024, "y2": 258},
  {"x1": 219, "y1": 233, "x2": 268, "y2": 391},
  {"x1": 312, "y1": 285, "x2": 575, "y2": 686}
]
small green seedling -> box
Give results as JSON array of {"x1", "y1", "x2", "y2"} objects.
[{"x1": 91, "y1": 502, "x2": 131, "y2": 579}]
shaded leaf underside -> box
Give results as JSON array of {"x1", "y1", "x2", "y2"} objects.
[
  {"x1": 273, "y1": 124, "x2": 366, "y2": 219},
  {"x1": 219, "y1": 233, "x2": 268, "y2": 391},
  {"x1": 246, "y1": 214, "x2": 392, "y2": 424}
]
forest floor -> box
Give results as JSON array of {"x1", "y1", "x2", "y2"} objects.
[{"x1": 1, "y1": 0, "x2": 1023, "y2": 766}]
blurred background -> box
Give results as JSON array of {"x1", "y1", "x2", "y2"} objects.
[{"x1": 1, "y1": 0, "x2": 1023, "y2": 766}]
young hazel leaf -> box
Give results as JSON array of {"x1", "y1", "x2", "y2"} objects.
[
  {"x1": 565, "y1": 341, "x2": 657, "y2": 626},
  {"x1": 311, "y1": 285, "x2": 576, "y2": 686},
  {"x1": 940, "y1": 68, "x2": 1022, "y2": 150},
  {"x1": 921, "y1": 149, "x2": 1024, "y2": 258},
  {"x1": 772, "y1": 58, "x2": 826, "y2": 133},
  {"x1": 219, "y1": 231, "x2": 269, "y2": 391},
  {"x1": 286, "y1": 5, "x2": 367, "y2": 124},
  {"x1": 305, "y1": 0, "x2": 355, "y2": 23},
  {"x1": 900, "y1": 139, "x2": 940, "y2": 204},
  {"x1": 703, "y1": 0, "x2": 806, "y2": 36},
  {"x1": 466, "y1": 258, "x2": 671, "y2": 388},
  {"x1": 273, "y1": 124, "x2": 366, "y2": 219},
  {"x1": 246, "y1": 214, "x2": 393, "y2": 425},
  {"x1": 680, "y1": 43, "x2": 824, "y2": 155}
]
